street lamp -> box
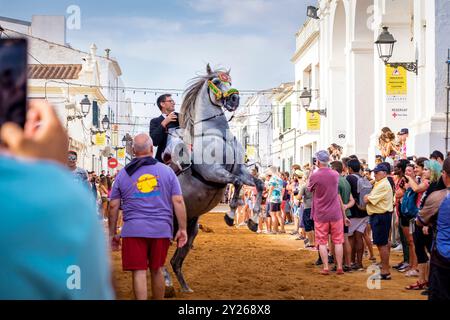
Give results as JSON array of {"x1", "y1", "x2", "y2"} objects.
[
  {"x1": 300, "y1": 88, "x2": 312, "y2": 109},
  {"x1": 375, "y1": 26, "x2": 418, "y2": 75},
  {"x1": 67, "y1": 95, "x2": 93, "y2": 122},
  {"x1": 300, "y1": 87, "x2": 326, "y2": 116},
  {"x1": 121, "y1": 135, "x2": 127, "y2": 147},
  {"x1": 306, "y1": 6, "x2": 320, "y2": 20},
  {"x1": 101, "y1": 115, "x2": 110, "y2": 131},
  {"x1": 80, "y1": 95, "x2": 92, "y2": 117}
]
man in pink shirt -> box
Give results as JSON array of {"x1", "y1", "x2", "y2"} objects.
[{"x1": 308, "y1": 150, "x2": 347, "y2": 275}]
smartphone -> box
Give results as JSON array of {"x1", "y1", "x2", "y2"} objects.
[{"x1": 0, "y1": 38, "x2": 28, "y2": 131}]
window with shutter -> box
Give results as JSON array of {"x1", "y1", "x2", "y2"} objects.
[
  {"x1": 92, "y1": 101, "x2": 99, "y2": 127},
  {"x1": 284, "y1": 102, "x2": 291, "y2": 131}
]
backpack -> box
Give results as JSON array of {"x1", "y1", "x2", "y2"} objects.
[
  {"x1": 353, "y1": 174, "x2": 373, "y2": 210},
  {"x1": 400, "y1": 187, "x2": 419, "y2": 219}
]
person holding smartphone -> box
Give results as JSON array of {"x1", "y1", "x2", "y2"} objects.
[{"x1": 0, "y1": 99, "x2": 114, "y2": 299}]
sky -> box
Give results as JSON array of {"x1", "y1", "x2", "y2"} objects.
[{"x1": 1, "y1": 0, "x2": 315, "y2": 128}]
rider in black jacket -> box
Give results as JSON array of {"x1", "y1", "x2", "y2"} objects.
[{"x1": 149, "y1": 94, "x2": 179, "y2": 162}]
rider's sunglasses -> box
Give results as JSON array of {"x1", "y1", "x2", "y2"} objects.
[{"x1": 68, "y1": 155, "x2": 77, "y2": 161}]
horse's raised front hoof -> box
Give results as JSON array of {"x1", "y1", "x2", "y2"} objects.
[
  {"x1": 247, "y1": 220, "x2": 258, "y2": 232},
  {"x1": 164, "y1": 286, "x2": 176, "y2": 298},
  {"x1": 224, "y1": 214, "x2": 234, "y2": 227}
]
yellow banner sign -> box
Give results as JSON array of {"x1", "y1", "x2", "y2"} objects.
[
  {"x1": 246, "y1": 145, "x2": 256, "y2": 158},
  {"x1": 386, "y1": 65, "x2": 407, "y2": 95},
  {"x1": 95, "y1": 133, "x2": 106, "y2": 146},
  {"x1": 306, "y1": 112, "x2": 320, "y2": 131},
  {"x1": 117, "y1": 148, "x2": 125, "y2": 159}
]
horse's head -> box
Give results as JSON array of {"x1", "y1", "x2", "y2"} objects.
[{"x1": 206, "y1": 64, "x2": 240, "y2": 112}]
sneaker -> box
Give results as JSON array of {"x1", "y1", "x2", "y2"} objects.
[
  {"x1": 355, "y1": 264, "x2": 365, "y2": 271},
  {"x1": 405, "y1": 269, "x2": 419, "y2": 277},
  {"x1": 393, "y1": 262, "x2": 405, "y2": 269},
  {"x1": 398, "y1": 263, "x2": 410, "y2": 272},
  {"x1": 391, "y1": 242, "x2": 400, "y2": 249},
  {"x1": 343, "y1": 265, "x2": 353, "y2": 273},
  {"x1": 290, "y1": 231, "x2": 298, "y2": 235},
  {"x1": 375, "y1": 273, "x2": 392, "y2": 280},
  {"x1": 392, "y1": 244, "x2": 403, "y2": 252},
  {"x1": 314, "y1": 258, "x2": 323, "y2": 266},
  {"x1": 328, "y1": 256, "x2": 334, "y2": 264},
  {"x1": 304, "y1": 238, "x2": 310, "y2": 246}
]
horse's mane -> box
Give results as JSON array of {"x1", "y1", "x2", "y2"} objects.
[{"x1": 180, "y1": 67, "x2": 228, "y2": 138}]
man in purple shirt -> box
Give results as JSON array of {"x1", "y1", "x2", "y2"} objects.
[
  {"x1": 308, "y1": 150, "x2": 347, "y2": 275},
  {"x1": 109, "y1": 133, "x2": 187, "y2": 300}
]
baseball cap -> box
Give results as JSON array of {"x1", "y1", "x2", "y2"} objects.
[
  {"x1": 398, "y1": 128, "x2": 409, "y2": 135},
  {"x1": 373, "y1": 163, "x2": 389, "y2": 173},
  {"x1": 294, "y1": 169, "x2": 304, "y2": 177},
  {"x1": 315, "y1": 150, "x2": 330, "y2": 163}
]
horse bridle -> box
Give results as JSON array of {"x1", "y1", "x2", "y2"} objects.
[
  {"x1": 193, "y1": 111, "x2": 235, "y2": 125},
  {"x1": 194, "y1": 73, "x2": 238, "y2": 125}
]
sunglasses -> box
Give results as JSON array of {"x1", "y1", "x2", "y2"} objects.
[{"x1": 68, "y1": 155, "x2": 77, "y2": 161}]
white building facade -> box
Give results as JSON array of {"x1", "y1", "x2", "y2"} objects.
[
  {"x1": 314, "y1": 0, "x2": 450, "y2": 163},
  {"x1": 291, "y1": 18, "x2": 321, "y2": 166},
  {"x1": 1, "y1": 15, "x2": 131, "y2": 172}
]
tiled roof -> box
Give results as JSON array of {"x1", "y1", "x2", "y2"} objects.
[{"x1": 28, "y1": 64, "x2": 82, "y2": 79}]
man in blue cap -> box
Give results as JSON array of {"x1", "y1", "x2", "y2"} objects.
[{"x1": 363, "y1": 163, "x2": 394, "y2": 280}]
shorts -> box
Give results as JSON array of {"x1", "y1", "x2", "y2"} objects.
[
  {"x1": 400, "y1": 214, "x2": 412, "y2": 227},
  {"x1": 121, "y1": 237, "x2": 170, "y2": 271},
  {"x1": 315, "y1": 219, "x2": 344, "y2": 245},
  {"x1": 413, "y1": 226, "x2": 433, "y2": 264},
  {"x1": 270, "y1": 202, "x2": 281, "y2": 212},
  {"x1": 303, "y1": 208, "x2": 314, "y2": 232},
  {"x1": 266, "y1": 203, "x2": 271, "y2": 218},
  {"x1": 369, "y1": 212, "x2": 392, "y2": 246},
  {"x1": 348, "y1": 216, "x2": 369, "y2": 236}
]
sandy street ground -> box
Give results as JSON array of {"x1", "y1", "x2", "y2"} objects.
[{"x1": 111, "y1": 212, "x2": 426, "y2": 300}]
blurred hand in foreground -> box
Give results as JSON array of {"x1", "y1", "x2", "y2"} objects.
[{"x1": 0, "y1": 100, "x2": 68, "y2": 165}]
